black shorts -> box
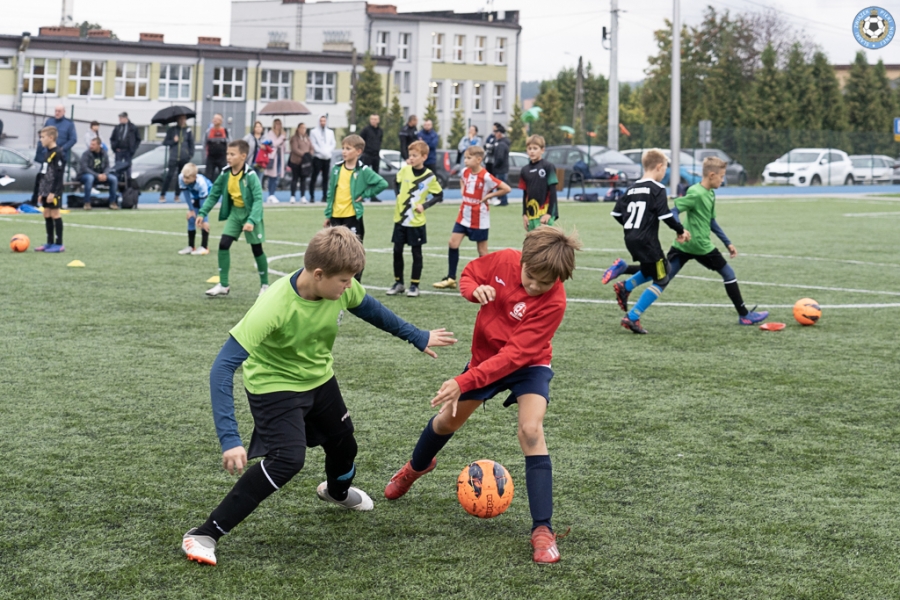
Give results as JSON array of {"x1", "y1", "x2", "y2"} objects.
[
  {"x1": 452, "y1": 222, "x2": 489, "y2": 242},
  {"x1": 39, "y1": 195, "x2": 60, "y2": 209},
  {"x1": 639, "y1": 258, "x2": 670, "y2": 286},
  {"x1": 330, "y1": 216, "x2": 365, "y2": 242},
  {"x1": 392, "y1": 223, "x2": 427, "y2": 246},
  {"x1": 459, "y1": 364, "x2": 554, "y2": 407},
  {"x1": 245, "y1": 376, "x2": 354, "y2": 461},
  {"x1": 667, "y1": 246, "x2": 728, "y2": 272}
]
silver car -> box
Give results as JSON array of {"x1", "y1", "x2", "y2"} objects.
[
  {"x1": 849, "y1": 154, "x2": 896, "y2": 184},
  {"x1": 0, "y1": 147, "x2": 42, "y2": 197}
]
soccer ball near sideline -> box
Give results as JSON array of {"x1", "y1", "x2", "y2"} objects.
[
  {"x1": 793, "y1": 298, "x2": 821, "y2": 326},
  {"x1": 457, "y1": 460, "x2": 514, "y2": 518},
  {"x1": 10, "y1": 234, "x2": 29, "y2": 252}
]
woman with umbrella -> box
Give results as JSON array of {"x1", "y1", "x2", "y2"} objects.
[
  {"x1": 155, "y1": 106, "x2": 196, "y2": 203},
  {"x1": 263, "y1": 119, "x2": 286, "y2": 203}
]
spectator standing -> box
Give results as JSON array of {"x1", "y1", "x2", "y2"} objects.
[
  {"x1": 77, "y1": 137, "x2": 119, "y2": 210},
  {"x1": 490, "y1": 125, "x2": 510, "y2": 206},
  {"x1": 205, "y1": 113, "x2": 230, "y2": 183},
  {"x1": 31, "y1": 104, "x2": 76, "y2": 206},
  {"x1": 399, "y1": 115, "x2": 418, "y2": 161},
  {"x1": 359, "y1": 114, "x2": 384, "y2": 202},
  {"x1": 456, "y1": 125, "x2": 481, "y2": 164},
  {"x1": 309, "y1": 115, "x2": 336, "y2": 202},
  {"x1": 288, "y1": 122, "x2": 313, "y2": 204},
  {"x1": 417, "y1": 119, "x2": 439, "y2": 171},
  {"x1": 243, "y1": 121, "x2": 265, "y2": 176},
  {"x1": 483, "y1": 124, "x2": 499, "y2": 174},
  {"x1": 263, "y1": 118, "x2": 287, "y2": 203},
  {"x1": 160, "y1": 114, "x2": 195, "y2": 203},
  {"x1": 110, "y1": 111, "x2": 141, "y2": 181}
]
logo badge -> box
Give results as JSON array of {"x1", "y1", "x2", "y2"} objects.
[
  {"x1": 854, "y1": 7, "x2": 895, "y2": 49},
  {"x1": 510, "y1": 302, "x2": 526, "y2": 320},
  {"x1": 495, "y1": 276, "x2": 506, "y2": 286},
  {"x1": 538, "y1": 168, "x2": 546, "y2": 178}
]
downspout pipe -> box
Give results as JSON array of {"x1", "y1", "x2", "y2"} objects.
[{"x1": 14, "y1": 32, "x2": 31, "y2": 111}]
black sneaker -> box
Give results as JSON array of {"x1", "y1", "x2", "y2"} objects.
[
  {"x1": 386, "y1": 282, "x2": 405, "y2": 296},
  {"x1": 613, "y1": 282, "x2": 630, "y2": 312},
  {"x1": 620, "y1": 315, "x2": 648, "y2": 334},
  {"x1": 406, "y1": 284, "x2": 420, "y2": 297}
]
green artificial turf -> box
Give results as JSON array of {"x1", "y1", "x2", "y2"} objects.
[{"x1": 1, "y1": 196, "x2": 898, "y2": 599}]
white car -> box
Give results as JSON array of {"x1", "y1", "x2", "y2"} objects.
[
  {"x1": 849, "y1": 154, "x2": 896, "y2": 184},
  {"x1": 762, "y1": 148, "x2": 854, "y2": 186}
]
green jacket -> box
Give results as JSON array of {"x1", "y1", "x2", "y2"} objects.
[
  {"x1": 324, "y1": 161, "x2": 389, "y2": 219},
  {"x1": 199, "y1": 165, "x2": 264, "y2": 226}
]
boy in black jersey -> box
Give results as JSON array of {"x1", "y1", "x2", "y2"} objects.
[
  {"x1": 609, "y1": 149, "x2": 690, "y2": 334},
  {"x1": 518, "y1": 135, "x2": 559, "y2": 231},
  {"x1": 35, "y1": 127, "x2": 67, "y2": 253}
]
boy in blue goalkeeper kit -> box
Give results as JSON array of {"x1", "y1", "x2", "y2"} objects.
[{"x1": 177, "y1": 163, "x2": 212, "y2": 256}]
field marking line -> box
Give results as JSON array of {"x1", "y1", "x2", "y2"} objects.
[{"x1": 843, "y1": 211, "x2": 900, "y2": 217}]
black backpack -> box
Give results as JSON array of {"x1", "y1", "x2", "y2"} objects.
[{"x1": 121, "y1": 179, "x2": 140, "y2": 209}]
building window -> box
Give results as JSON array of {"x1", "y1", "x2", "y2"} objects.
[
  {"x1": 474, "y1": 36, "x2": 486, "y2": 64},
  {"x1": 398, "y1": 33, "x2": 411, "y2": 61},
  {"x1": 472, "y1": 83, "x2": 483, "y2": 112},
  {"x1": 159, "y1": 64, "x2": 192, "y2": 100},
  {"x1": 0, "y1": 57, "x2": 12, "y2": 69},
  {"x1": 306, "y1": 71, "x2": 336, "y2": 102},
  {"x1": 115, "y1": 62, "x2": 150, "y2": 98},
  {"x1": 431, "y1": 33, "x2": 444, "y2": 62},
  {"x1": 393, "y1": 71, "x2": 411, "y2": 95},
  {"x1": 393, "y1": 71, "x2": 401, "y2": 92},
  {"x1": 23, "y1": 58, "x2": 59, "y2": 95},
  {"x1": 451, "y1": 82, "x2": 463, "y2": 111},
  {"x1": 429, "y1": 81, "x2": 443, "y2": 112},
  {"x1": 403, "y1": 71, "x2": 410, "y2": 93},
  {"x1": 495, "y1": 37, "x2": 507, "y2": 65},
  {"x1": 260, "y1": 69, "x2": 292, "y2": 100},
  {"x1": 375, "y1": 31, "x2": 390, "y2": 57},
  {"x1": 493, "y1": 84, "x2": 505, "y2": 112},
  {"x1": 212, "y1": 67, "x2": 245, "y2": 100},
  {"x1": 453, "y1": 35, "x2": 465, "y2": 63},
  {"x1": 69, "y1": 60, "x2": 105, "y2": 98}
]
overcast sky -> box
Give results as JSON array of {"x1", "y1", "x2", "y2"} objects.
[{"x1": 5, "y1": 0, "x2": 898, "y2": 83}]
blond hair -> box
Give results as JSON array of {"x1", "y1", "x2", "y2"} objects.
[
  {"x1": 342, "y1": 134, "x2": 365, "y2": 152},
  {"x1": 525, "y1": 134, "x2": 546, "y2": 149},
  {"x1": 702, "y1": 156, "x2": 728, "y2": 177},
  {"x1": 641, "y1": 149, "x2": 667, "y2": 172},
  {"x1": 464, "y1": 145, "x2": 485, "y2": 160},
  {"x1": 181, "y1": 163, "x2": 198, "y2": 178},
  {"x1": 520, "y1": 226, "x2": 582, "y2": 282},
  {"x1": 408, "y1": 140, "x2": 429, "y2": 157},
  {"x1": 40, "y1": 126, "x2": 58, "y2": 141},
  {"x1": 305, "y1": 227, "x2": 366, "y2": 276}
]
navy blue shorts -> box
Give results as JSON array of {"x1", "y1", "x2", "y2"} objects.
[
  {"x1": 452, "y1": 222, "x2": 489, "y2": 242},
  {"x1": 459, "y1": 364, "x2": 554, "y2": 406}
]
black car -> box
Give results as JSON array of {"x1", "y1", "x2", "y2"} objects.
[
  {"x1": 130, "y1": 145, "x2": 205, "y2": 192},
  {"x1": 543, "y1": 146, "x2": 602, "y2": 183},
  {"x1": 682, "y1": 148, "x2": 748, "y2": 186}
]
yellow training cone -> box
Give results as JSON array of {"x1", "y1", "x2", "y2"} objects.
[
  {"x1": 67, "y1": 260, "x2": 85, "y2": 267},
  {"x1": 206, "y1": 275, "x2": 220, "y2": 283}
]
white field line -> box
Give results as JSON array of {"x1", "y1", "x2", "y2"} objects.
[{"x1": 843, "y1": 211, "x2": 900, "y2": 217}]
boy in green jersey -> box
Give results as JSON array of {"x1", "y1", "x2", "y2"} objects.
[
  {"x1": 198, "y1": 140, "x2": 269, "y2": 298},
  {"x1": 182, "y1": 227, "x2": 457, "y2": 566}
]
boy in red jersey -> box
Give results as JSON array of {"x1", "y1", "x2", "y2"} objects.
[
  {"x1": 433, "y1": 145, "x2": 510, "y2": 289},
  {"x1": 385, "y1": 226, "x2": 582, "y2": 564}
]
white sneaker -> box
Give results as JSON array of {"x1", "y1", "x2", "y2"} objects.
[
  {"x1": 259, "y1": 284, "x2": 269, "y2": 296},
  {"x1": 191, "y1": 247, "x2": 210, "y2": 256},
  {"x1": 178, "y1": 246, "x2": 194, "y2": 255},
  {"x1": 267, "y1": 195, "x2": 280, "y2": 204},
  {"x1": 490, "y1": 198, "x2": 502, "y2": 206},
  {"x1": 316, "y1": 481, "x2": 374, "y2": 511},
  {"x1": 301, "y1": 195, "x2": 309, "y2": 204},
  {"x1": 205, "y1": 283, "x2": 230, "y2": 297},
  {"x1": 182, "y1": 528, "x2": 217, "y2": 566},
  {"x1": 289, "y1": 196, "x2": 296, "y2": 204}
]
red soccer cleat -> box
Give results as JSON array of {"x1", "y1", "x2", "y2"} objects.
[
  {"x1": 531, "y1": 526, "x2": 561, "y2": 564},
  {"x1": 384, "y1": 458, "x2": 437, "y2": 500}
]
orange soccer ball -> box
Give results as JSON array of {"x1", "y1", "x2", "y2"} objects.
[
  {"x1": 10, "y1": 234, "x2": 30, "y2": 253},
  {"x1": 457, "y1": 460, "x2": 514, "y2": 519},
  {"x1": 793, "y1": 298, "x2": 821, "y2": 326}
]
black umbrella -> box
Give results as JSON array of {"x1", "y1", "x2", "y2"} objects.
[{"x1": 151, "y1": 105, "x2": 196, "y2": 125}]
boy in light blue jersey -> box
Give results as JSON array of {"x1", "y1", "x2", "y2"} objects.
[{"x1": 178, "y1": 163, "x2": 212, "y2": 256}]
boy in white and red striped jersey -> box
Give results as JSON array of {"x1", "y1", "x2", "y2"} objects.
[{"x1": 433, "y1": 145, "x2": 511, "y2": 289}]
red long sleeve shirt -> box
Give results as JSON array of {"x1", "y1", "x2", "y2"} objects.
[{"x1": 455, "y1": 249, "x2": 567, "y2": 393}]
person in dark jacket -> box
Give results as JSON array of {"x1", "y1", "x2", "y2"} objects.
[
  {"x1": 110, "y1": 111, "x2": 141, "y2": 181},
  {"x1": 359, "y1": 114, "x2": 384, "y2": 202},
  {"x1": 417, "y1": 120, "x2": 439, "y2": 170},
  {"x1": 205, "y1": 113, "x2": 229, "y2": 183},
  {"x1": 31, "y1": 105, "x2": 77, "y2": 205},
  {"x1": 77, "y1": 137, "x2": 119, "y2": 209},
  {"x1": 160, "y1": 115, "x2": 195, "y2": 203},
  {"x1": 399, "y1": 115, "x2": 418, "y2": 161},
  {"x1": 490, "y1": 125, "x2": 511, "y2": 206}
]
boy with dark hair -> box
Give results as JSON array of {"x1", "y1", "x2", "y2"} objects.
[
  {"x1": 433, "y1": 145, "x2": 510, "y2": 290},
  {"x1": 35, "y1": 127, "x2": 66, "y2": 253},
  {"x1": 385, "y1": 226, "x2": 582, "y2": 564},
  {"x1": 178, "y1": 163, "x2": 213, "y2": 255},
  {"x1": 182, "y1": 226, "x2": 457, "y2": 566},
  {"x1": 198, "y1": 140, "x2": 269, "y2": 297},
  {"x1": 517, "y1": 135, "x2": 559, "y2": 230},
  {"x1": 386, "y1": 139, "x2": 444, "y2": 298}
]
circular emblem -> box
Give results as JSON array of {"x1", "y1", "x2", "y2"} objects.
[
  {"x1": 538, "y1": 168, "x2": 546, "y2": 178},
  {"x1": 853, "y1": 7, "x2": 895, "y2": 49},
  {"x1": 511, "y1": 302, "x2": 527, "y2": 319}
]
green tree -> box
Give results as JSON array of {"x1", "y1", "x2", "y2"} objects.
[
  {"x1": 349, "y1": 53, "x2": 384, "y2": 132},
  {"x1": 507, "y1": 99, "x2": 526, "y2": 151},
  {"x1": 810, "y1": 51, "x2": 846, "y2": 132},
  {"x1": 742, "y1": 44, "x2": 787, "y2": 131},
  {"x1": 781, "y1": 43, "x2": 821, "y2": 147},
  {"x1": 449, "y1": 108, "x2": 466, "y2": 152},
  {"x1": 78, "y1": 21, "x2": 118, "y2": 39},
  {"x1": 845, "y1": 51, "x2": 877, "y2": 134},
  {"x1": 382, "y1": 91, "x2": 403, "y2": 151},
  {"x1": 532, "y1": 82, "x2": 566, "y2": 146},
  {"x1": 423, "y1": 97, "x2": 442, "y2": 148}
]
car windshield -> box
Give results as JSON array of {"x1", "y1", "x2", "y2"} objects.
[
  {"x1": 592, "y1": 150, "x2": 634, "y2": 165},
  {"x1": 778, "y1": 151, "x2": 820, "y2": 164},
  {"x1": 851, "y1": 157, "x2": 875, "y2": 168},
  {"x1": 132, "y1": 146, "x2": 168, "y2": 166}
]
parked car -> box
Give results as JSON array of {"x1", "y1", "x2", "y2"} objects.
[
  {"x1": 848, "y1": 154, "x2": 896, "y2": 184},
  {"x1": 682, "y1": 147, "x2": 748, "y2": 186},
  {"x1": 544, "y1": 146, "x2": 603, "y2": 185},
  {"x1": 621, "y1": 149, "x2": 703, "y2": 187},
  {"x1": 762, "y1": 148, "x2": 854, "y2": 186},
  {"x1": 574, "y1": 145, "x2": 642, "y2": 182},
  {"x1": 131, "y1": 145, "x2": 206, "y2": 192},
  {"x1": 506, "y1": 152, "x2": 530, "y2": 187},
  {"x1": 0, "y1": 147, "x2": 41, "y2": 196}
]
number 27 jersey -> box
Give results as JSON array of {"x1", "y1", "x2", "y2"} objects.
[{"x1": 611, "y1": 178, "x2": 673, "y2": 263}]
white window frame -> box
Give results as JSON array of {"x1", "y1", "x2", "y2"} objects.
[
  {"x1": 69, "y1": 60, "x2": 105, "y2": 98},
  {"x1": 403, "y1": 71, "x2": 411, "y2": 94},
  {"x1": 493, "y1": 84, "x2": 505, "y2": 112},
  {"x1": 115, "y1": 62, "x2": 150, "y2": 99},
  {"x1": 212, "y1": 67, "x2": 246, "y2": 100},
  {"x1": 429, "y1": 81, "x2": 443, "y2": 112},
  {"x1": 398, "y1": 33, "x2": 411, "y2": 62},
  {"x1": 495, "y1": 37, "x2": 507, "y2": 66},
  {"x1": 159, "y1": 64, "x2": 193, "y2": 100},
  {"x1": 451, "y1": 82, "x2": 463, "y2": 111},
  {"x1": 431, "y1": 33, "x2": 444, "y2": 62},
  {"x1": 472, "y1": 83, "x2": 483, "y2": 113},
  {"x1": 393, "y1": 71, "x2": 402, "y2": 92},
  {"x1": 0, "y1": 57, "x2": 12, "y2": 69},
  {"x1": 375, "y1": 31, "x2": 390, "y2": 57},
  {"x1": 474, "y1": 36, "x2": 486, "y2": 64},
  {"x1": 453, "y1": 35, "x2": 465, "y2": 63},
  {"x1": 260, "y1": 69, "x2": 292, "y2": 101},
  {"x1": 23, "y1": 58, "x2": 59, "y2": 96},
  {"x1": 306, "y1": 71, "x2": 336, "y2": 103}
]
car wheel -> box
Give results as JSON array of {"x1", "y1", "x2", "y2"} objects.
[
  {"x1": 810, "y1": 175, "x2": 821, "y2": 186},
  {"x1": 738, "y1": 172, "x2": 747, "y2": 186},
  {"x1": 145, "y1": 179, "x2": 162, "y2": 192},
  {"x1": 844, "y1": 174, "x2": 854, "y2": 186}
]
